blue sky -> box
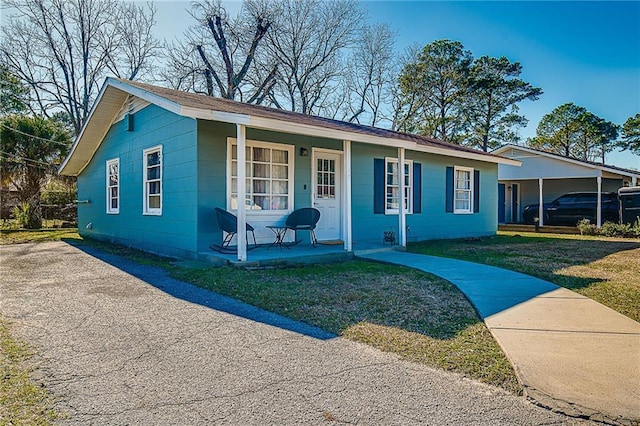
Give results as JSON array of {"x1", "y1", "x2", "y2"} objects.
[{"x1": 155, "y1": 0, "x2": 640, "y2": 169}]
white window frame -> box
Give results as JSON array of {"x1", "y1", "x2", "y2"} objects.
[
  {"x1": 143, "y1": 145, "x2": 162, "y2": 215},
  {"x1": 454, "y1": 166, "x2": 474, "y2": 214},
  {"x1": 106, "y1": 158, "x2": 119, "y2": 214},
  {"x1": 227, "y1": 138, "x2": 295, "y2": 214},
  {"x1": 385, "y1": 157, "x2": 413, "y2": 215}
]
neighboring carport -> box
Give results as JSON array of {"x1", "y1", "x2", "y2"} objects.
[{"x1": 494, "y1": 144, "x2": 640, "y2": 226}]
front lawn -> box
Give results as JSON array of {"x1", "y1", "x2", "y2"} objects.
[
  {"x1": 170, "y1": 261, "x2": 519, "y2": 392},
  {"x1": 0, "y1": 231, "x2": 520, "y2": 393},
  {"x1": 409, "y1": 231, "x2": 640, "y2": 322}
]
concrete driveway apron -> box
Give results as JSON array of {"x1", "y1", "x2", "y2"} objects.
[{"x1": 0, "y1": 242, "x2": 578, "y2": 425}]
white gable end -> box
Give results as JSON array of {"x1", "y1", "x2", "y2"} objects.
[{"x1": 500, "y1": 148, "x2": 599, "y2": 180}]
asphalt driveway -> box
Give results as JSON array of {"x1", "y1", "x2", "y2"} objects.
[{"x1": 0, "y1": 242, "x2": 582, "y2": 425}]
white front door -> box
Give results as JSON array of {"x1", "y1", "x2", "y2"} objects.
[{"x1": 312, "y1": 150, "x2": 342, "y2": 241}]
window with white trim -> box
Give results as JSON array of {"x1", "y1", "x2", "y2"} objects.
[
  {"x1": 106, "y1": 158, "x2": 119, "y2": 214},
  {"x1": 143, "y1": 146, "x2": 162, "y2": 215},
  {"x1": 385, "y1": 157, "x2": 412, "y2": 214},
  {"x1": 454, "y1": 166, "x2": 473, "y2": 214},
  {"x1": 229, "y1": 140, "x2": 294, "y2": 211}
]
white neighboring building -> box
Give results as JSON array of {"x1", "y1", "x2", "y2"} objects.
[{"x1": 493, "y1": 144, "x2": 639, "y2": 226}]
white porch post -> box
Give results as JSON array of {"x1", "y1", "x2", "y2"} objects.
[
  {"x1": 538, "y1": 178, "x2": 544, "y2": 227},
  {"x1": 633, "y1": 176, "x2": 638, "y2": 186},
  {"x1": 343, "y1": 140, "x2": 352, "y2": 252},
  {"x1": 236, "y1": 124, "x2": 247, "y2": 261},
  {"x1": 597, "y1": 174, "x2": 603, "y2": 228},
  {"x1": 398, "y1": 147, "x2": 406, "y2": 247}
]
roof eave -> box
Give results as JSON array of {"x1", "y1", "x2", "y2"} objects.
[
  {"x1": 179, "y1": 108, "x2": 521, "y2": 166},
  {"x1": 494, "y1": 144, "x2": 640, "y2": 178},
  {"x1": 61, "y1": 78, "x2": 521, "y2": 175}
]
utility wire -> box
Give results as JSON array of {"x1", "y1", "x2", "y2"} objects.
[
  {"x1": 0, "y1": 150, "x2": 56, "y2": 168},
  {"x1": 0, "y1": 123, "x2": 71, "y2": 147}
]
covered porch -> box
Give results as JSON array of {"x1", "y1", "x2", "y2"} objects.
[
  {"x1": 210, "y1": 121, "x2": 417, "y2": 263},
  {"x1": 198, "y1": 239, "x2": 394, "y2": 268}
]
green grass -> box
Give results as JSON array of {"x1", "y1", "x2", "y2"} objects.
[
  {"x1": 0, "y1": 230, "x2": 521, "y2": 393},
  {"x1": 169, "y1": 261, "x2": 520, "y2": 392},
  {"x1": 0, "y1": 317, "x2": 58, "y2": 425},
  {"x1": 0, "y1": 228, "x2": 81, "y2": 245},
  {"x1": 409, "y1": 231, "x2": 640, "y2": 322}
]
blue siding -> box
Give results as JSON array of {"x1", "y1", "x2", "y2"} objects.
[
  {"x1": 77, "y1": 105, "x2": 199, "y2": 258},
  {"x1": 195, "y1": 124, "x2": 343, "y2": 250},
  {"x1": 78, "y1": 104, "x2": 500, "y2": 258},
  {"x1": 350, "y1": 142, "x2": 498, "y2": 245}
]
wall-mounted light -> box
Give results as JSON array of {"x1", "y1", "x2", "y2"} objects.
[{"x1": 299, "y1": 147, "x2": 309, "y2": 157}]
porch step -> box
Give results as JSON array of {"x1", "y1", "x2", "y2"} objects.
[{"x1": 498, "y1": 224, "x2": 580, "y2": 235}]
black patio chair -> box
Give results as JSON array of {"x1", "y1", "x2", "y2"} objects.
[
  {"x1": 285, "y1": 207, "x2": 321, "y2": 247},
  {"x1": 210, "y1": 207, "x2": 257, "y2": 253}
]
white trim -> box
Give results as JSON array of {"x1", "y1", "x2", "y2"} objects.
[
  {"x1": 494, "y1": 144, "x2": 640, "y2": 179},
  {"x1": 538, "y1": 178, "x2": 544, "y2": 226},
  {"x1": 142, "y1": 145, "x2": 163, "y2": 215},
  {"x1": 384, "y1": 157, "x2": 413, "y2": 215},
  {"x1": 398, "y1": 147, "x2": 406, "y2": 247},
  {"x1": 236, "y1": 125, "x2": 247, "y2": 262},
  {"x1": 312, "y1": 148, "x2": 343, "y2": 242},
  {"x1": 597, "y1": 174, "x2": 602, "y2": 228},
  {"x1": 310, "y1": 147, "x2": 343, "y2": 208},
  {"x1": 226, "y1": 137, "x2": 295, "y2": 214},
  {"x1": 108, "y1": 78, "x2": 183, "y2": 116},
  {"x1": 59, "y1": 84, "x2": 129, "y2": 176},
  {"x1": 343, "y1": 140, "x2": 352, "y2": 252},
  {"x1": 106, "y1": 158, "x2": 120, "y2": 214},
  {"x1": 453, "y1": 166, "x2": 474, "y2": 214},
  {"x1": 510, "y1": 182, "x2": 520, "y2": 223},
  {"x1": 242, "y1": 116, "x2": 520, "y2": 165}
]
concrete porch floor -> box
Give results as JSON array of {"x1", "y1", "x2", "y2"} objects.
[{"x1": 198, "y1": 240, "x2": 394, "y2": 268}]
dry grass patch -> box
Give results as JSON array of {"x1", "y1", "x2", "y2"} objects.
[
  {"x1": 170, "y1": 261, "x2": 520, "y2": 392},
  {"x1": 0, "y1": 317, "x2": 58, "y2": 425},
  {"x1": 410, "y1": 232, "x2": 640, "y2": 322}
]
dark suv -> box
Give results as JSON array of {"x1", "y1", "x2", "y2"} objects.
[{"x1": 522, "y1": 192, "x2": 620, "y2": 226}]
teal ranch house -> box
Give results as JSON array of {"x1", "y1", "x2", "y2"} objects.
[{"x1": 59, "y1": 78, "x2": 520, "y2": 261}]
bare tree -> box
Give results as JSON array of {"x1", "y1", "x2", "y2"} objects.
[
  {"x1": 341, "y1": 23, "x2": 396, "y2": 127},
  {"x1": 163, "y1": 0, "x2": 276, "y2": 103},
  {"x1": 1, "y1": 0, "x2": 161, "y2": 135},
  {"x1": 257, "y1": 0, "x2": 365, "y2": 115}
]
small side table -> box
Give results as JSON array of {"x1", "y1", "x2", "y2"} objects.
[{"x1": 266, "y1": 225, "x2": 289, "y2": 249}]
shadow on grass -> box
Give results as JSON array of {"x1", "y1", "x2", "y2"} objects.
[
  {"x1": 63, "y1": 238, "x2": 482, "y2": 341},
  {"x1": 65, "y1": 240, "x2": 336, "y2": 340},
  {"x1": 57, "y1": 238, "x2": 519, "y2": 392}
]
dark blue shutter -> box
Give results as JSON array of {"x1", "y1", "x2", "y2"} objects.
[
  {"x1": 374, "y1": 158, "x2": 385, "y2": 214},
  {"x1": 473, "y1": 170, "x2": 480, "y2": 213},
  {"x1": 413, "y1": 162, "x2": 421, "y2": 214},
  {"x1": 445, "y1": 166, "x2": 454, "y2": 213}
]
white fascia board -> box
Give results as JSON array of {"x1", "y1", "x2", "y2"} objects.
[
  {"x1": 59, "y1": 80, "x2": 113, "y2": 175},
  {"x1": 180, "y1": 106, "x2": 251, "y2": 125},
  {"x1": 106, "y1": 78, "x2": 183, "y2": 116},
  {"x1": 59, "y1": 82, "x2": 128, "y2": 176},
  {"x1": 244, "y1": 115, "x2": 521, "y2": 166},
  {"x1": 494, "y1": 144, "x2": 639, "y2": 178},
  {"x1": 499, "y1": 175, "x2": 602, "y2": 181}
]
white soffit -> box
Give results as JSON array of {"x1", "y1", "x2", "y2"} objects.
[{"x1": 61, "y1": 79, "x2": 520, "y2": 176}]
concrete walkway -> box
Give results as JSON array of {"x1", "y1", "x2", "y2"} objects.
[{"x1": 358, "y1": 251, "x2": 640, "y2": 425}]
